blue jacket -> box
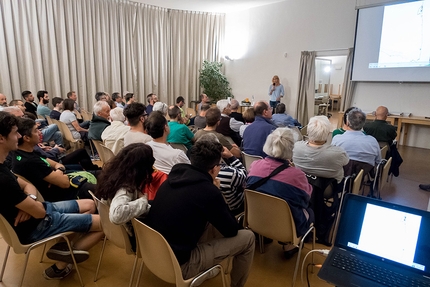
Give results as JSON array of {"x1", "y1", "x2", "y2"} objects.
[{"x1": 242, "y1": 116, "x2": 276, "y2": 157}]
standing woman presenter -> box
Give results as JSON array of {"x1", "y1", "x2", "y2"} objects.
[{"x1": 268, "y1": 75, "x2": 284, "y2": 113}]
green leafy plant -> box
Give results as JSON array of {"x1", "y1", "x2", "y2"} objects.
[{"x1": 199, "y1": 60, "x2": 233, "y2": 102}]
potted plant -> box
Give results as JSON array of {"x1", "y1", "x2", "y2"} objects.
[{"x1": 199, "y1": 60, "x2": 233, "y2": 102}]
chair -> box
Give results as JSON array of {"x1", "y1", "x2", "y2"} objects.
[
  {"x1": 380, "y1": 145, "x2": 388, "y2": 160},
  {"x1": 45, "y1": 115, "x2": 53, "y2": 125},
  {"x1": 80, "y1": 109, "x2": 92, "y2": 122},
  {"x1": 243, "y1": 189, "x2": 315, "y2": 287},
  {"x1": 0, "y1": 215, "x2": 83, "y2": 287},
  {"x1": 372, "y1": 158, "x2": 392, "y2": 198},
  {"x1": 169, "y1": 143, "x2": 188, "y2": 153},
  {"x1": 379, "y1": 157, "x2": 392, "y2": 191},
  {"x1": 132, "y1": 218, "x2": 227, "y2": 287},
  {"x1": 241, "y1": 151, "x2": 262, "y2": 172},
  {"x1": 91, "y1": 139, "x2": 108, "y2": 165},
  {"x1": 88, "y1": 191, "x2": 137, "y2": 286},
  {"x1": 351, "y1": 169, "x2": 364, "y2": 195},
  {"x1": 53, "y1": 119, "x2": 85, "y2": 151},
  {"x1": 99, "y1": 143, "x2": 115, "y2": 163}
]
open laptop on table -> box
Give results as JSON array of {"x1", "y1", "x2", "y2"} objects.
[{"x1": 318, "y1": 194, "x2": 430, "y2": 287}]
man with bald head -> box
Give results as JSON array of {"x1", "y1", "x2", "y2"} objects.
[
  {"x1": 0, "y1": 94, "x2": 7, "y2": 107},
  {"x1": 363, "y1": 106, "x2": 397, "y2": 144}
]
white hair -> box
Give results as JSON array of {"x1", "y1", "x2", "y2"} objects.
[
  {"x1": 110, "y1": 107, "x2": 125, "y2": 122},
  {"x1": 93, "y1": 100, "x2": 109, "y2": 115},
  {"x1": 307, "y1": 116, "x2": 331, "y2": 142},
  {"x1": 153, "y1": 102, "x2": 168, "y2": 116},
  {"x1": 263, "y1": 127, "x2": 295, "y2": 160},
  {"x1": 216, "y1": 99, "x2": 230, "y2": 112}
]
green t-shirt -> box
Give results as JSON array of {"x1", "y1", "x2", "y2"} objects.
[{"x1": 167, "y1": 121, "x2": 194, "y2": 149}]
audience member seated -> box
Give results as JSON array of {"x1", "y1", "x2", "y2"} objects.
[
  {"x1": 96, "y1": 143, "x2": 153, "y2": 243},
  {"x1": 66, "y1": 91, "x2": 81, "y2": 113},
  {"x1": 123, "y1": 102, "x2": 152, "y2": 147},
  {"x1": 242, "y1": 101, "x2": 276, "y2": 157},
  {"x1": 94, "y1": 92, "x2": 107, "y2": 102},
  {"x1": 271, "y1": 103, "x2": 300, "y2": 128},
  {"x1": 293, "y1": 116, "x2": 349, "y2": 183},
  {"x1": 246, "y1": 127, "x2": 314, "y2": 240},
  {"x1": 230, "y1": 99, "x2": 245, "y2": 123},
  {"x1": 331, "y1": 108, "x2": 381, "y2": 174},
  {"x1": 175, "y1": 96, "x2": 190, "y2": 125},
  {"x1": 195, "y1": 107, "x2": 241, "y2": 158},
  {"x1": 60, "y1": 99, "x2": 89, "y2": 142},
  {"x1": 197, "y1": 93, "x2": 210, "y2": 113},
  {"x1": 332, "y1": 106, "x2": 357, "y2": 138},
  {"x1": 88, "y1": 101, "x2": 111, "y2": 141},
  {"x1": 22, "y1": 90, "x2": 38, "y2": 117},
  {"x1": 12, "y1": 118, "x2": 95, "y2": 202},
  {"x1": 112, "y1": 92, "x2": 124, "y2": 108},
  {"x1": 153, "y1": 101, "x2": 168, "y2": 117},
  {"x1": 101, "y1": 107, "x2": 129, "y2": 155},
  {"x1": 0, "y1": 111, "x2": 103, "y2": 281},
  {"x1": 194, "y1": 103, "x2": 210, "y2": 129},
  {"x1": 8, "y1": 99, "x2": 26, "y2": 113},
  {"x1": 145, "y1": 111, "x2": 190, "y2": 174},
  {"x1": 363, "y1": 105, "x2": 397, "y2": 144},
  {"x1": 216, "y1": 100, "x2": 243, "y2": 146},
  {"x1": 36, "y1": 90, "x2": 51, "y2": 118},
  {"x1": 50, "y1": 97, "x2": 63, "y2": 120},
  {"x1": 0, "y1": 93, "x2": 6, "y2": 107},
  {"x1": 146, "y1": 93, "x2": 157, "y2": 115},
  {"x1": 239, "y1": 108, "x2": 255, "y2": 138},
  {"x1": 166, "y1": 106, "x2": 194, "y2": 149},
  {"x1": 144, "y1": 140, "x2": 255, "y2": 287},
  {"x1": 124, "y1": 92, "x2": 135, "y2": 108}
]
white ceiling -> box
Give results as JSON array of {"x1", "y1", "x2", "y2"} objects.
[{"x1": 130, "y1": 0, "x2": 286, "y2": 13}]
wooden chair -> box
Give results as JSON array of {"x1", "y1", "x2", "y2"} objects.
[
  {"x1": 351, "y1": 169, "x2": 364, "y2": 195},
  {"x1": 80, "y1": 109, "x2": 92, "y2": 122},
  {"x1": 0, "y1": 215, "x2": 83, "y2": 287},
  {"x1": 45, "y1": 115, "x2": 53, "y2": 125},
  {"x1": 243, "y1": 189, "x2": 315, "y2": 287},
  {"x1": 380, "y1": 145, "x2": 388, "y2": 160},
  {"x1": 53, "y1": 119, "x2": 84, "y2": 151},
  {"x1": 241, "y1": 151, "x2": 262, "y2": 172},
  {"x1": 88, "y1": 191, "x2": 137, "y2": 286},
  {"x1": 91, "y1": 139, "x2": 110, "y2": 165},
  {"x1": 132, "y1": 219, "x2": 227, "y2": 287}
]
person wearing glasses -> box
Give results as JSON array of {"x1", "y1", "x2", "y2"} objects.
[{"x1": 123, "y1": 102, "x2": 152, "y2": 147}]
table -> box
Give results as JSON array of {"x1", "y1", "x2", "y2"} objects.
[{"x1": 239, "y1": 104, "x2": 252, "y2": 113}]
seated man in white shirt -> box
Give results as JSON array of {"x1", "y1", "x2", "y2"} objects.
[{"x1": 144, "y1": 111, "x2": 190, "y2": 174}]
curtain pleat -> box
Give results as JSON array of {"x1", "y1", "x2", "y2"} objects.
[
  {"x1": 340, "y1": 48, "x2": 356, "y2": 111},
  {"x1": 295, "y1": 51, "x2": 316, "y2": 126},
  {"x1": 0, "y1": 0, "x2": 224, "y2": 110}
]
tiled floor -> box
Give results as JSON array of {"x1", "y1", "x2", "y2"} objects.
[{"x1": 1, "y1": 112, "x2": 429, "y2": 287}]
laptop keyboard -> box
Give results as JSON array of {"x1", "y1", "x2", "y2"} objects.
[{"x1": 331, "y1": 253, "x2": 430, "y2": 287}]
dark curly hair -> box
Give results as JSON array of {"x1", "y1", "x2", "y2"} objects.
[
  {"x1": 189, "y1": 140, "x2": 223, "y2": 172},
  {"x1": 96, "y1": 143, "x2": 155, "y2": 200},
  {"x1": 0, "y1": 111, "x2": 19, "y2": 137}
]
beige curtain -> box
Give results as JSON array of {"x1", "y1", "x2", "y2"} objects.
[
  {"x1": 295, "y1": 51, "x2": 316, "y2": 126},
  {"x1": 0, "y1": 0, "x2": 224, "y2": 110},
  {"x1": 340, "y1": 48, "x2": 356, "y2": 111}
]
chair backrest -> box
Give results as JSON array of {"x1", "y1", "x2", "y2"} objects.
[
  {"x1": 80, "y1": 109, "x2": 92, "y2": 122},
  {"x1": 380, "y1": 145, "x2": 388, "y2": 160},
  {"x1": 300, "y1": 125, "x2": 307, "y2": 136},
  {"x1": 0, "y1": 214, "x2": 29, "y2": 254},
  {"x1": 99, "y1": 143, "x2": 115, "y2": 163},
  {"x1": 241, "y1": 151, "x2": 262, "y2": 172},
  {"x1": 14, "y1": 173, "x2": 45, "y2": 202},
  {"x1": 45, "y1": 115, "x2": 53, "y2": 125},
  {"x1": 379, "y1": 157, "x2": 392, "y2": 191},
  {"x1": 168, "y1": 143, "x2": 188, "y2": 153},
  {"x1": 244, "y1": 189, "x2": 298, "y2": 245},
  {"x1": 132, "y1": 219, "x2": 183, "y2": 285},
  {"x1": 91, "y1": 139, "x2": 107, "y2": 164},
  {"x1": 54, "y1": 119, "x2": 83, "y2": 144},
  {"x1": 88, "y1": 191, "x2": 134, "y2": 254},
  {"x1": 351, "y1": 169, "x2": 364, "y2": 195}
]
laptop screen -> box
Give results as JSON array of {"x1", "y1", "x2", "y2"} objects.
[{"x1": 336, "y1": 194, "x2": 430, "y2": 275}]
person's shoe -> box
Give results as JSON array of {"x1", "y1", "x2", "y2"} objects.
[
  {"x1": 419, "y1": 184, "x2": 430, "y2": 191},
  {"x1": 46, "y1": 242, "x2": 89, "y2": 264},
  {"x1": 283, "y1": 245, "x2": 299, "y2": 259},
  {"x1": 43, "y1": 264, "x2": 73, "y2": 280},
  {"x1": 192, "y1": 268, "x2": 220, "y2": 286}
]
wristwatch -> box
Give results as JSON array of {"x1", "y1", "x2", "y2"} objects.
[{"x1": 28, "y1": 194, "x2": 37, "y2": 201}]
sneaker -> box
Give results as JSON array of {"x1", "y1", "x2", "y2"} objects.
[
  {"x1": 46, "y1": 242, "x2": 89, "y2": 264},
  {"x1": 43, "y1": 264, "x2": 73, "y2": 280},
  {"x1": 193, "y1": 268, "x2": 220, "y2": 286},
  {"x1": 419, "y1": 184, "x2": 430, "y2": 191}
]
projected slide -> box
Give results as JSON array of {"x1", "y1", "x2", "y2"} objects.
[{"x1": 370, "y1": 1, "x2": 430, "y2": 69}]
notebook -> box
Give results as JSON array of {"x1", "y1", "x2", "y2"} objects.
[{"x1": 318, "y1": 194, "x2": 430, "y2": 287}]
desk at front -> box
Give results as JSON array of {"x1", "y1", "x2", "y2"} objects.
[{"x1": 337, "y1": 112, "x2": 430, "y2": 146}]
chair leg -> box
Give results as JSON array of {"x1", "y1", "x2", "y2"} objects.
[
  {"x1": 18, "y1": 249, "x2": 33, "y2": 287},
  {"x1": 94, "y1": 236, "x2": 107, "y2": 281},
  {"x1": 128, "y1": 255, "x2": 138, "y2": 287},
  {"x1": 292, "y1": 226, "x2": 315, "y2": 287},
  {"x1": 135, "y1": 260, "x2": 144, "y2": 287},
  {"x1": 0, "y1": 245, "x2": 10, "y2": 281},
  {"x1": 63, "y1": 236, "x2": 84, "y2": 287},
  {"x1": 39, "y1": 243, "x2": 46, "y2": 263}
]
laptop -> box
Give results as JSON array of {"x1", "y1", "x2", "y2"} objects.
[{"x1": 318, "y1": 194, "x2": 430, "y2": 287}]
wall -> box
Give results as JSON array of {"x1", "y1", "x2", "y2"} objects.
[{"x1": 225, "y1": 0, "x2": 430, "y2": 149}]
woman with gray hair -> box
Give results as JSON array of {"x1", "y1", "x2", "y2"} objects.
[
  {"x1": 101, "y1": 107, "x2": 130, "y2": 155},
  {"x1": 293, "y1": 116, "x2": 348, "y2": 183},
  {"x1": 246, "y1": 127, "x2": 313, "y2": 256}
]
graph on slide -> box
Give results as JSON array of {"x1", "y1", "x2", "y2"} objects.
[{"x1": 370, "y1": 0, "x2": 430, "y2": 68}]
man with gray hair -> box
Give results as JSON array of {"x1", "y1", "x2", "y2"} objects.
[
  {"x1": 88, "y1": 101, "x2": 111, "y2": 141},
  {"x1": 293, "y1": 116, "x2": 349, "y2": 183},
  {"x1": 229, "y1": 99, "x2": 244, "y2": 123},
  {"x1": 101, "y1": 107, "x2": 129, "y2": 154},
  {"x1": 331, "y1": 108, "x2": 381, "y2": 167}
]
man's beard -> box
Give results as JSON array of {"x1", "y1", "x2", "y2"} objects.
[
  {"x1": 1, "y1": 103, "x2": 7, "y2": 107},
  {"x1": 43, "y1": 99, "x2": 49, "y2": 104}
]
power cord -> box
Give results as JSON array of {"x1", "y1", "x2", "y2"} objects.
[{"x1": 301, "y1": 249, "x2": 330, "y2": 286}]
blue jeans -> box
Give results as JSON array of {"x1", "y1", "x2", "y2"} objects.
[
  {"x1": 27, "y1": 201, "x2": 92, "y2": 243},
  {"x1": 41, "y1": 124, "x2": 63, "y2": 145}
]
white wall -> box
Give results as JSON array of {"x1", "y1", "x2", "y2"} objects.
[{"x1": 225, "y1": 0, "x2": 430, "y2": 149}]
